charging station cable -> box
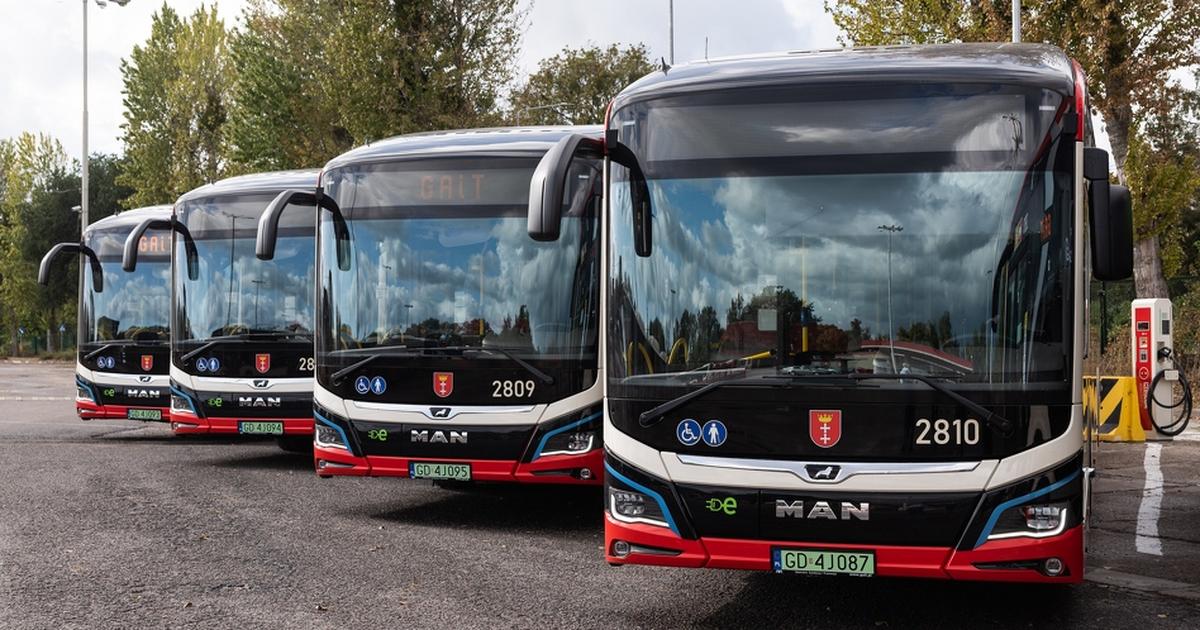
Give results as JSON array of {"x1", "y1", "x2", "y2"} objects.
[{"x1": 1147, "y1": 347, "x2": 1193, "y2": 436}]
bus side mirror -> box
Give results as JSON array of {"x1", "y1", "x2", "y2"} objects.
[
  {"x1": 257, "y1": 189, "x2": 308, "y2": 261},
  {"x1": 40, "y1": 242, "x2": 103, "y2": 292},
  {"x1": 528, "y1": 133, "x2": 604, "y2": 242},
  {"x1": 124, "y1": 218, "x2": 198, "y2": 280},
  {"x1": 1084, "y1": 147, "x2": 1133, "y2": 281},
  {"x1": 606, "y1": 129, "x2": 652, "y2": 257}
]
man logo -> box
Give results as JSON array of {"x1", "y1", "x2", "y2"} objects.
[
  {"x1": 775, "y1": 500, "x2": 869, "y2": 520},
  {"x1": 255, "y1": 353, "x2": 271, "y2": 374},
  {"x1": 252, "y1": 379, "x2": 270, "y2": 389},
  {"x1": 809, "y1": 409, "x2": 842, "y2": 448},
  {"x1": 411, "y1": 429, "x2": 467, "y2": 444},
  {"x1": 238, "y1": 396, "x2": 281, "y2": 408},
  {"x1": 138, "y1": 376, "x2": 153, "y2": 383},
  {"x1": 805, "y1": 464, "x2": 840, "y2": 481},
  {"x1": 125, "y1": 388, "x2": 162, "y2": 399},
  {"x1": 430, "y1": 407, "x2": 452, "y2": 419}
]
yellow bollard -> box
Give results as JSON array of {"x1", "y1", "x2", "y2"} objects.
[{"x1": 1083, "y1": 376, "x2": 1145, "y2": 442}]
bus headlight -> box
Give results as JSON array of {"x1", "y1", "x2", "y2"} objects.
[
  {"x1": 541, "y1": 430, "x2": 595, "y2": 456},
  {"x1": 988, "y1": 502, "x2": 1069, "y2": 540},
  {"x1": 77, "y1": 385, "x2": 95, "y2": 403},
  {"x1": 608, "y1": 487, "x2": 669, "y2": 529},
  {"x1": 171, "y1": 393, "x2": 195, "y2": 415},
  {"x1": 315, "y1": 423, "x2": 348, "y2": 450}
]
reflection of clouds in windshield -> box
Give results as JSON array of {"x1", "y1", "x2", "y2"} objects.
[
  {"x1": 623, "y1": 171, "x2": 1025, "y2": 342},
  {"x1": 334, "y1": 215, "x2": 591, "y2": 352},
  {"x1": 182, "y1": 236, "x2": 314, "y2": 338},
  {"x1": 86, "y1": 262, "x2": 170, "y2": 340}
]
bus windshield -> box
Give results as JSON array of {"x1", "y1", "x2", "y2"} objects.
[
  {"x1": 319, "y1": 157, "x2": 600, "y2": 383},
  {"x1": 173, "y1": 193, "x2": 315, "y2": 346},
  {"x1": 81, "y1": 226, "x2": 171, "y2": 345},
  {"x1": 608, "y1": 83, "x2": 1073, "y2": 396}
]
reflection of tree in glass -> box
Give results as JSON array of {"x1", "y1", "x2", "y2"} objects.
[{"x1": 897, "y1": 311, "x2": 955, "y2": 351}]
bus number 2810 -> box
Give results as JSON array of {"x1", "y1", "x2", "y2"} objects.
[{"x1": 914, "y1": 418, "x2": 980, "y2": 446}]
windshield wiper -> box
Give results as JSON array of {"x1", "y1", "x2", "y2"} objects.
[
  {"x1": 330, "y1": 344, "x2": 555, "y2": 387},
  {"x1": 83, "y1": 339, "x2": 168, "y2": 361},
  {"x1": 848, "y1": 373, "x2": 1014, "y2": 435},
  {"x1": 180, "y1": 332, "x2": 312, "y2": 363},
  {"x1": 639, "y1": 372, "x2": 1013, "y2": 435},
  {"x1": 639, "y1": 375, "x2": 800, "y2": 427},
  {"x1": 464, "y1": 347, "x2": 554, "y2": 385}
]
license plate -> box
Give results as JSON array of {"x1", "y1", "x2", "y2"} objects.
[
  {"x1": 773, "y1": 548, "x2": 875, "y2": 577},
  {"x1": 239, "y1": 421, "x2": 284, "y2": 435},
  {"x1": 410, "y1": 462, "x2": 471, "y2": 481},
  {"x1": 127, "y1": 408, "x2": 162, "y2": 421}
]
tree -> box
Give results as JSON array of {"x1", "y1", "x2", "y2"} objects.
[
  {"x1": 508, "y1": 44, "x2": 656, "y2": 125},
  {"x1": 119, "y1": 3, "x2": 233, "y2": 206},
  {"x1": 227, "y1": 0, "x2": 525, "y2": 170},
  {"x1": 826, "y1": 0, "x2": 1200, "y2": 298}
]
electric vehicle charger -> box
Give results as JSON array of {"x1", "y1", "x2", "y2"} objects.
[{"x1": 1146, "y1": 347, "x2": 1193, "y2": 436}]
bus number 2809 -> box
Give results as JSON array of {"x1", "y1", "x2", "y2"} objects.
[
  {"x1": 914, "y1": 418, "x2": 980, "y2": 446},
  {"x1": 492, "y1": 380, "x2": 535, "y2": 398}
]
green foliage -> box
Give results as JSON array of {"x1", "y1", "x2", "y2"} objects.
[
  {"x1": 1124, "y1": 130, "x2": 1200, "y2": 277},
  {"x1": 227, "y1": 0, "x2": 526, "y2": 170},
  {"x1": 119, "y1": 3, "x2": 233, "y2": 206},
  {"x1": 508, "y1": 44, "x2": 656, "y2": 125}
]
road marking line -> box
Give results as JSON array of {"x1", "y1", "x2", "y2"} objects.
[
  {"x1": 0, "y1": 396, "x2": 73, "y2": 401},
  {"x1": 1135, "y1": 442, "x2": 1164, "y2": 556}
]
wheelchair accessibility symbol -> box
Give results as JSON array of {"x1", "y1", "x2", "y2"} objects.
[{"x1": 676, "y1": 419, "x2": 702, "y2": 446}]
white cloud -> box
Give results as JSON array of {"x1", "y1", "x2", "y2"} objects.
[{"x1": 2, "y1": 1, "x2": 839, "y2": 161}]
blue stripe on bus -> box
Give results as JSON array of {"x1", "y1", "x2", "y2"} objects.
[
  {"x1": 313, "y1": 408, "x2": 351, "y2": 451},
  {"x1": 530, "y1": 411, "x2": 602, "y2": 461},
  {"x1": 973, "y1": 468, "x2": 1080, "y2": 549},
  {"x1": 604, "y1": 461, "x2": 680, "y2": 536}
]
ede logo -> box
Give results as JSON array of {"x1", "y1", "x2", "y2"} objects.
[{"x1": 809, "y1": 409, "x2": 842, "y2": 448}]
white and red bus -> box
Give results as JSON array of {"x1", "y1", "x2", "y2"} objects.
[
  {"x1": 527, "y1": 44, "x2": 1132, "y2": 582},
  {"x1": 40, "y1": 206, "x2": 173, "y2": 423},
  {"x1": 257, "y1": 128, "x2": 604, "y2": 483},
  {"x1": 123, "y1": 171, "x2": 320, "y2": 451}
]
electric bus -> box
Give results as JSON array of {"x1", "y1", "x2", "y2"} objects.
[
  {"x1": 123, "y1": 170, "x2": 319, "y2": 451},
  {"x1": 257, "y1": 127, "x2": 604, "y2": 483},
  {"x1": 526, "y1": 44, "x2": 1133, "y2": 582},
  {"x1": 39, "y1": 206, "x2": 173, "y2": 422}
]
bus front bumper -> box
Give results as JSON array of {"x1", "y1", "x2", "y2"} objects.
[
  {"x1": 603, "y1": 515, "x2": 1084, "y2": 583},
  {"x1": 169, "y1": 415, "x2": 314, "y2": 436},
  {"x1": 76, "y1": 399, "x2": 170, "y2": 422},
  {"x1": 313, "y1": 444, "x2": 603, "y2": 485}
]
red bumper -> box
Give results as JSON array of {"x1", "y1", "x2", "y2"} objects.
[
  {"x1": 313, "y1": 444, "x2": 603, "y2": 485},
  {"x1": 604, "y1": 516, "x2": 1084, "y2": 583},
  {"x1": 170, "y1": 414, "x2": 314, "y2": 436},
  {"x1": 76, "y1": 399, "x2": 169, "y2": 422}
]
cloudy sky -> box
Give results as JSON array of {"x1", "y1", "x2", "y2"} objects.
[{"x1": 2, "y1": 0, "x2": 840, "y2": 161}]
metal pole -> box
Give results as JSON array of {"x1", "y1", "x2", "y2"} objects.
[
  {"x1": 668, "y1": 0, "x2": 674, "y2": 64},
  {"x1": 1012, "y1": 0, "x2": 1021, "y2": 43},
  {"x1": 81, "y1": 0, "x2": 89, "y2": 233}
]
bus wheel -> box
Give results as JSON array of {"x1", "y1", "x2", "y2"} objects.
[{"x1": 275, "y1": 436, "x2": 312, "y2": 453}]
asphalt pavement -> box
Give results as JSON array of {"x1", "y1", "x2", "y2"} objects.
[{"x1": 1, "y1": 361, "x2": 1198, "y2": 629}]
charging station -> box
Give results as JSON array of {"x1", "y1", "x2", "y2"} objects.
[{"x1": 1131, "y1": 298, "x2": 1192, "y2": 438}]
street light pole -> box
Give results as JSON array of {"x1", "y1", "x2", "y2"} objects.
[
  {"x1": 81, "y1": 0, "x2": 131, "y2": 235},
  {"x1": 1012, "y1": 0, "x2": 1021, "y2": 43},
  {"x1": 668, "y1": 0, "x2": 675, "y2": 65},
  {"x1": 878, "y1": 224, "x2": 903, "y2": 373}
]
